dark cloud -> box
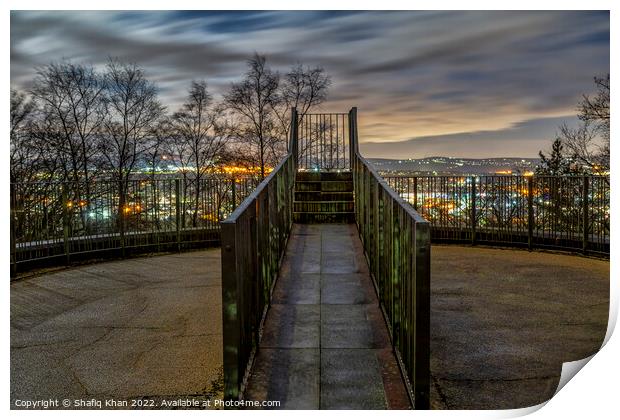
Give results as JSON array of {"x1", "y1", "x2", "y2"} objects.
[
  {"x1": 10, "y1": 10, "x2": 609, "y2": 158},
  {"x1": 360, "y1": 116, "x2": 581, "y2": 159}
]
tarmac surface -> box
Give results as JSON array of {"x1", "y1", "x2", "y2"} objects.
[
  {"x1": 11, "y1": 242, "x2": 609, "y2": 410},
  {"x1": 429, "y1": 245, "x2": 609, "y2": 409},
  {"x1": 11, "y1": 250, "x2": 224, "y2": 409}
]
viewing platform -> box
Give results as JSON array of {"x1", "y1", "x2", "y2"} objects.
[
  {"x1": 11, "y1": 246, "x2": 608, "y2": 409},
  {"x1": 10, "y1": 107, "x2": 610, "y2": 410}
]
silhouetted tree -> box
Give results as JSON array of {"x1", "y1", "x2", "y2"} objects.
[
  {"x1": 224, "y1": 54, "x2": 280, "y2": 179},
  {"x1": 10, "y1": 88, "x2": 35, "y2": 183},
  {"x1": 170, "y1": 80, "x2": 229, "y2": 226},
  {"x1": 30, "y1": 62, "x2": 106, "y2": 199},
  {"x1": 274, "y1": 63, "x2": 331, "y2": 140},
  {"x1": 536, "y1": 138, "x2": 576, "y2": 176},
  {"x1": 541, "y1": 74, "x2": 610, "y2": 175},
  {"x1": 99, "y1": 59, "x2": 165, "y2": 229}
]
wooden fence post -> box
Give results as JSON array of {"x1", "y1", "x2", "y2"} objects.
[
  {"x1": 414, "y1": 220, "x2": 431, "y2": 409},
  {"x1": 221, "y1": 221, "x2": 240, "y2": 400}
]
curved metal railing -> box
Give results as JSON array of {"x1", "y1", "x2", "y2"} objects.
[
  {"x1": 383, "y1": 174, "x2": 609, "y2": 256},
  {"x1": 10, "y1": 176, "x2": 260, "y2": 275}
]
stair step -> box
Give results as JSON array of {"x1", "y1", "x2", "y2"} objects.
[
  {"x1": 294, "y1": 181, "x2": 353, "y2": 192},
  {"x1": 293, "y1": 212, "x2": 355, "y2": 224},
  {"x1": 293, "y1": 201, "x2": 354, "y2": 213},
  {"x1": 295, "y1": 171, "x2": 352, "y2": 182},
  {"x1": 294, "y1": 191, "x2": 353, "y2": 202}
]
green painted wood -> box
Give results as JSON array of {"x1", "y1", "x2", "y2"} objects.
[
  {"x1": 293, "y1": 201, "x2": 354, "y2": 213},
  {"x1": 351, "y1": 107, "x2": 431, "y2": 409},
  {"x1": 294, "y1": 191, "x2": 353, "y2": 202}
]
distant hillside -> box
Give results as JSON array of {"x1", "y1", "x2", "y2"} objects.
[{"x1": 368, "y1": 157, "x2": 539, "y2": 175}]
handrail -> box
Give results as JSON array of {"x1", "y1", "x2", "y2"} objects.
[
  {"x1": 351, "y1": 108, "x2": 431, "y2": 409},
  {"x1": 220, "y1": 109, "x2": 298, "y2": 400}
]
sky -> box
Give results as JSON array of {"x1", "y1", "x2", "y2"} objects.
[{"x1": 10, "y1": 10, "x2": 609, "y2": 159}]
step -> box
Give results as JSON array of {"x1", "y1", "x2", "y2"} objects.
[
  {"x1": 294, "y1": 191, "x2": 353, "y2": 202},
  {"x1": 294, "y1": 181, "x2": 353, "y2": 192},
  {"x1": 293, "y1": 201, "x2": 354, "y2": 213},
  {"x1": 293, "y1": 212, "x2": 355, "y2": 224},
  {"x1": 295, "y1": 171, "x2": 353, "y2": 182}
]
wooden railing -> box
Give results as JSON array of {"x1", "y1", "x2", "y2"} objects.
[
  {"x1": 220, "y1": 109, "x2": 298, "y2": 400},
  {"x1": 350, "y1": 108, "x2": 432, "y2": 409}
]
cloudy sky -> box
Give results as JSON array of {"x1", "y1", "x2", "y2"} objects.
[{"x1": 10, "y1": 10, "x2": 609, "y2": 158}]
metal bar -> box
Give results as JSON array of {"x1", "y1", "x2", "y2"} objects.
[
  {"x1": 528, "y1": 176, "x2": 534, "y2": 250},
  {"x1": 583, "y1": 176, "x2": 589, "y2": 252},
  {"x1": 62, "y1": 184, "x2": 70, "y2": 265},
  {"x1": 175, "y1": 179, "x2": 181, "y2": 252},
  {"x1": 471, "y1": 177, "x2": 477, "y2": 245},
  {"x1": 10, "y1": 183, "x2": 17, "y2": 276},
  {"x1": 413, "y1": 177, "x2": 418, "y2": 210},
  {"x1": 231, "y1": 178, "x2": 237, "y2": 210}
]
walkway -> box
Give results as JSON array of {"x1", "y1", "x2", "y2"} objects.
[{"x1": 244, "y1": 224, "x2": 410, "y2": 409}]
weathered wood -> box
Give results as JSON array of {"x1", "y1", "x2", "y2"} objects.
[
  {"x1": 350, "y1": 106, "x2": 432, "y2": 410},
  {"x1": 221, "y1": 111, "x2": 297, "y2": 401}
]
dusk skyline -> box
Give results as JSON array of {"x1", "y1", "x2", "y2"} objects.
[{"x1": 10, "y1": 10, "x2": 609, "y2": 159}]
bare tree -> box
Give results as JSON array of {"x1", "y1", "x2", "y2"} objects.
[
  {"x1": 170, "y1": 80, "x2": 229, "y2": 226},
  {"x1": 10, "y1": 89, "x2": 36, "y2": 183},
  {"x1": 10, "y1": 88, "x2": 70, "y2": 241},
  {"x1": 146, "y1": 117, "x2": 172, "y2": 181},
  {"x1": 579, "y1": 74, "x2": 609, "y2": 140},
  {"x1": 223, "y1": 54, "x2": 280, "y2": 179},
  {"x1": 549, "y1": 74, "x2": 610, "y2": 175},
  {"x1": 99, "y1": 59, "x2": 165, "y2": 229},
  {"x1": 30, "y1": 62, "x2": 105, "y2": 197},
  {"x1": 273, "y1": 63, "x2": 331, "y2": 140}
]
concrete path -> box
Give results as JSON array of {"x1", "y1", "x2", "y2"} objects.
[
  {"x1": 11, "y1": 250, "x2": 224, "y2": 409},
  {"x1": 244, "y1": 224, "x2": 410, "y2": 409}
]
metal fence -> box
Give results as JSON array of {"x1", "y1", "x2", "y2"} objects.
[
  {"x1": 384, "y1": 175, "x2": 610, "y2": 255},
  {"x1": 351, "y1": 108, "x2": 431, "y2": 409},
  {"x1": 297, "y1": 112, "x2": 350, "y2": 171},
  {"x1": 10, "y1": 175, "x2": 260, "y2": 274},
  {"x1": 220, "y1": 109, "x2": 297, "y2": 400}
]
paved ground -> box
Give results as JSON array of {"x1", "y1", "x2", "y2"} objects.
[
  {"x1": 11, "y1": 250, "x2": 224, "y2": 409},
  {"x1": 430, "y1": 245, "x2": 609, "y2": 409},
  {"x1": 244, "y1": 224, "x2": 410, "y2": 409},
  {"x1": 11, "y1": 242, "x2": 609, "y2": 410}
]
